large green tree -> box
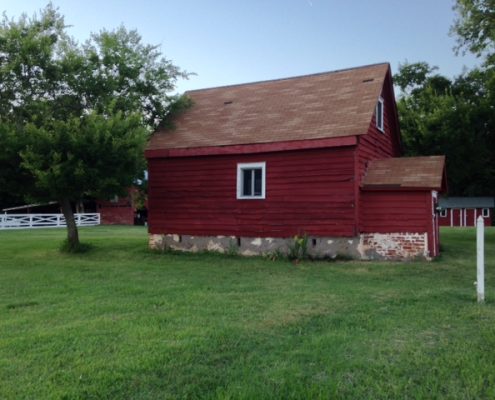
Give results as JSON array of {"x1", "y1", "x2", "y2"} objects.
[
  {"x1": 396, "y1": 1, "x2": 495, "y2": 198},
  {"x1": 0, "y1": 5, "x2": 187, "y2": 249},
  {"x1": 395, "y1": 62, "x2": 495, "y2": 196},
  {"x1": 452, "y1": 0, "x2": 495, "y2": 64}
]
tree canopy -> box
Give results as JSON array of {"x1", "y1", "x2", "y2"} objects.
[
  {"x1": 451, "y1": 0, "x2": 495, "y2": 64},
  {"x1": 0, "y1": 5, "x2": 188, "y2": 249},
  {"x1": 395, "y1": 62, "x2": 495, "y2": 196},
  {"x1": 396, "y1": 0, "x2": 495, "y2": 199}
]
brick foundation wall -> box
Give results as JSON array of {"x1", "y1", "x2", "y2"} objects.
[{"x1": 359, "y1": 233, "x2": 429, "y2": 260}]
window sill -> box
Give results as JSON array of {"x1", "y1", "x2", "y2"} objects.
[{"x1": 237, "y1": 196, "x2": 266, "y2": 200}]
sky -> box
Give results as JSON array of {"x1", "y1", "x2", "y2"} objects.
[{"x1": 1, "y1": 0, "x2": 480, "y2": 94}]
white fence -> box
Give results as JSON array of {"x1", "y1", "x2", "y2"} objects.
[{"x1": 0, "y1": 213, "x2": 100, "y2": 230}]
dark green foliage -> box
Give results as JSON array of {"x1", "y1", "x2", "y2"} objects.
[
  {"x1": 0, "y1": 123, "x2": 31, "y2": 207},
  {"x1": 80, "y1": 26, "x2": 188, "y2": 128},
  {"x1": 20, "y1": 112, "x2": 147, "y2": 201},
  {"x1": 0, "y1": 4, "x2": 188, "y2": 245},
  {"x1": 395, "y1": 62, "x2": 495, "y2": 196},
  {"x1": 396, "y1": 2, "x2": 495, "y2": 197},
  {"x1": 1, "y1": 226, "x2": 495, "y2": 398},
  {"x1": 452, "y1": 0, "x2": 495, "y2": 64},
  {"x1": 394, "y1": 62, "x2": 439, "y2": 94}
]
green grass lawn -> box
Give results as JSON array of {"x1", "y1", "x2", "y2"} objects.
[{"x1": 1, "y1": 226, "x2": 494, "y2": 399}]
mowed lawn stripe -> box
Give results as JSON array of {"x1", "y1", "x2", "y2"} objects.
[{"x1": 0, "y1": 226, "x2": 494, "y2": 399}]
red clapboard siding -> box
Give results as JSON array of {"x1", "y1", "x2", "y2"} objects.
[
  {"x1": 360, "y1": 191, "x2": 431, "y2": 233},
  {"x1": 356, "y1": 71, "x2": 402, "y2": 231},
  {"x1": 148, "y1": 147, "x2": 357, "y2": 237},
  {"x1": 360, "y1": 189, "x2": 438, "y2": 257},
  {"x1": 98, "y1": 203, "x2": 134, "y2": 225},
  {"x1": 356, "y1": 71, "x2": 401, "y2": 182},
  {"x1": 97, "y1": 190, "x2": 136, "y2": 225},
  {"x1": 357, "y1": 78, "x2": 400, "y2": 175},
  {"x1": 439, "y1": 208, "x2": 493, "y2": 227}
]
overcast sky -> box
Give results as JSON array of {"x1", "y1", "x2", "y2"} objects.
[{"x1": 2, "y1": 0, "x2": 480, "y2": 93}]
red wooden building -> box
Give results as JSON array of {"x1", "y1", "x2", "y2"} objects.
[
  {"x1": 96, "y1": 192, "x2": 137, "y2": 225},
  {"x1": 438, "y1": 197, "x2": 494, "y2": 227},
  {"x1": 146, "y1": 63, "x2": 446, "y2": 260}
]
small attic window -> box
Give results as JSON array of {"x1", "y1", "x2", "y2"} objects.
[
  {"x1": 376, "y1": 97, "x2": 384, "y2": 133},
  {"x1": 223, "y1": 100, "x2": 233, "y2": 105},
  {"x1": 362, "y1": 78, "x2": 374, "y2": 83}
]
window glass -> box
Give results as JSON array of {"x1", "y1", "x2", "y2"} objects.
[
  {"x1": 242, "y1": 169, "x2": 252, "y2": 196},
  {"x1": 376, "y1": 97, "x2": 384, "y2": 132},
  {"x1": 254, "y1": 169, "x2": 262, "y2": 196},
  {"x1": 237, "y1": 162, "x2": 266, "y2": 199}
]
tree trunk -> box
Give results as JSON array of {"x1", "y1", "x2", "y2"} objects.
[{"x1": 60, "y1": 197, "x2": 79, "y2": 250}]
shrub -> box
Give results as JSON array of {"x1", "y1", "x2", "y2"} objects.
[{"x1": 287, "y1": 234, "x2": 309, "y2": 261}]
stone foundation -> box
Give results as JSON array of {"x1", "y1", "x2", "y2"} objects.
[
  {"x1": 149, "y1": 233, "x2": 361, "y2": 258},
  {"x1": 149, "y1": 232, "x2": 431, "y2": 261}
]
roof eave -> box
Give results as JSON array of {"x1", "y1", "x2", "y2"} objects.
[
  {"x1": 361, "y1": 185, "x2": 443, "y2": 192},
  {"x1": 146, "y1": 135, "x2": 358, "y2": 158}
]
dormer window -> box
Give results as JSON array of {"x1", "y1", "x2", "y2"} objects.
[{"x1": 376, "y1": 97, "x2": 384, "y2": 132}]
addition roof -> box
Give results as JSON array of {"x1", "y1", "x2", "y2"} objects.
[
  {"x1": 439, "y1": 197, "x2": 494, "y2": 208},
  {"x1": 147, "y1": 63, "x2": 390, "y2": 150},
  {"x1": 362, "y1": 156, "x2": 447, "y2": 191}
]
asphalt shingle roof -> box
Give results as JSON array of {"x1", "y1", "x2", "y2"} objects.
[
  {"x1": 439, "y1": 197, "x2": 494, "y2": 208},
  {"x1": 362, "y1": 156, "x2": 446, "y2": 190},
  {"x1": 148, "y1": 63, "x2": 390, "y2": 150}
]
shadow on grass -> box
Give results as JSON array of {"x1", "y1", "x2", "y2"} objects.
[{"x1": 59, "y1": 239, "x2": 95, "y2": 254}]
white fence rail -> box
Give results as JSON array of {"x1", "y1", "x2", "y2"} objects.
[{"x1": 0, "y1": 213, "x2": 100, "y2": 230}]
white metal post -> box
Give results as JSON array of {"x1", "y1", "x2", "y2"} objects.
[{"x1": 477, "y1": 216, "x2": 485, "y2": 303}]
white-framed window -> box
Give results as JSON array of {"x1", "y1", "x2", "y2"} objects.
[
  {"x1": 376, "y1": 96, "x2": 384, "y2": 132},
  {"x1": 440, "y1": 209, "x2": 447, "y2": 217},
  {"x1": 237, "y1": 162, "x2": 266, "y2": 199},
  {"x1": 482, "y1": 208, "x2": 490, "y2": 218}
]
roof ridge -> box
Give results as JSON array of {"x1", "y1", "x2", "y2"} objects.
[{"x1": 186, "y1": 62, "x2": 390, "y2": 94}]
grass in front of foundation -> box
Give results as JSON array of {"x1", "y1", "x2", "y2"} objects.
[{"x1": 0, "y1": 226, "x2": 494, "y2": 399}]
